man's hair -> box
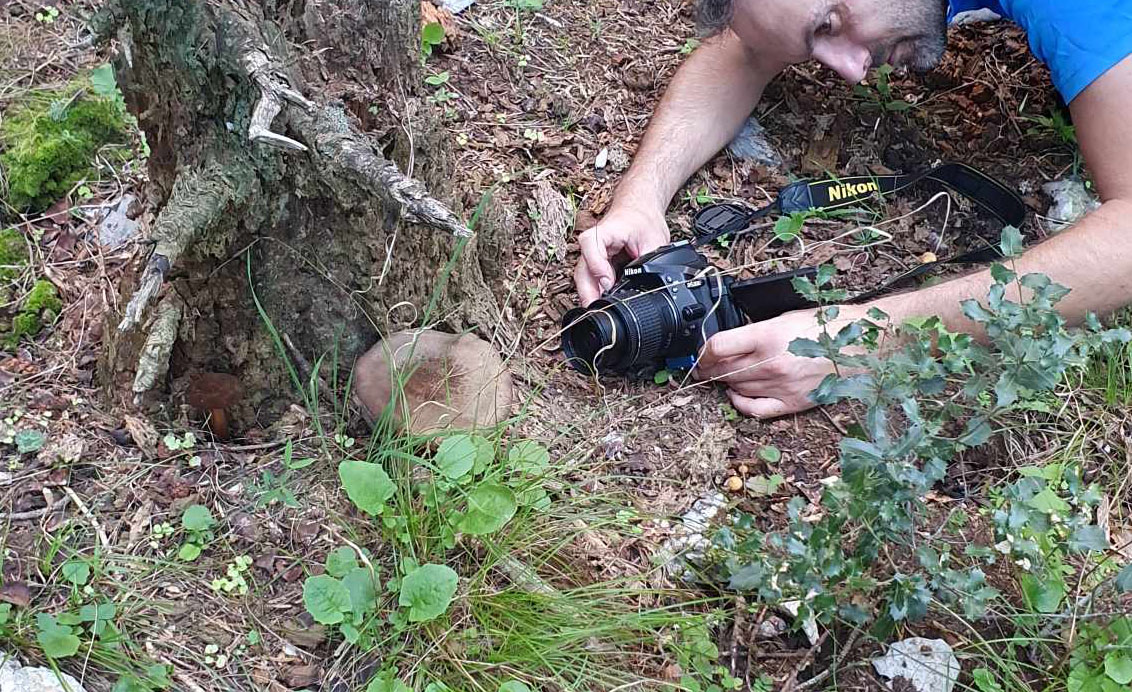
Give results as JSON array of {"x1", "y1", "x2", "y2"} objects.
[{"x1": 696, "y1": 0, "x2": 734, "y2": 35}]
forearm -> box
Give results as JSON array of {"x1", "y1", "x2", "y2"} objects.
[
  {"x1": 875, "y1": 199, "x2": 1132, "y2": 332},
  {"x1": 613, "y1": 31, "x2": 774, "y2": 215}
]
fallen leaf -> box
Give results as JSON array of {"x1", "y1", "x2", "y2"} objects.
[{"x1": 0, "y1": 581, "x2": 31, "y2": 607}]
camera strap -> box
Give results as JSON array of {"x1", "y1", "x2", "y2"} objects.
[{"x1": 691, "y1": 161, "x2": 1029, "y2": 316}]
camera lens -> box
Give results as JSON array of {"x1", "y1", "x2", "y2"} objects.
[{"x1": 561, "y1": 288, "x2": 677, "y2": 376}]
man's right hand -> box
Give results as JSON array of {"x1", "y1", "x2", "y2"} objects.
[{"x1": 573, "y1": 206, "x2": 670, "y2": 305}]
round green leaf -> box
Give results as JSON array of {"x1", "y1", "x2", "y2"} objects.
[
  {"x1": 757, "y1": 445, "x2": 782, "y2": 464},
  {"x1": 458, "y1": 484, "x2": 517, "y2": 535},
  {"x1": 36, "y1": 614, "x2": 81, "y2": 658},
  {"x1": 339, "y1": 460, "x2": 395, "y2": 515},
  {"x1": 398, "y1": 564, "x2": 458, "y2": 622},
  {"x1": 508, "y1": 440, "x2": 549, "y2": 473},
  {"x1": 437, "y1": 435, "x2": 478, "y2": 479},
  {"x1": 1105, "y1": 653, "x2": 1132, "y2": 685},
  {"x1": 303, "y1": 575, "x2": 352, "y2": 625},
  {"x1": 368, "y1": 675, "x2": 412, "y2": 692},
  {"x1": 325, "y1": 547, "x2": 360, "y2": 578},
  {"x1": 181, "y1": 504, "x2": 214, "y2": 531},
  {"x1": 341, "y1": 567, "x2": 378, "y2": 616},
  {"x1": 499, "y1": 682, "x2": 533, "y2": 692},
  {"x1": 421, "y1": 21, "x2": 445, "y2": 44},
  {"x1": 62, "y1": 560, "x2": 90, "y2": 586}
]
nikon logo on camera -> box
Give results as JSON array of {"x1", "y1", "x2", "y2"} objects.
[
  {"x1": 625, "y1": 268, "x2": 643, "y2": 276},
  {"x1": 826, "y1": 180, "x2": 880, "y2": 202}
]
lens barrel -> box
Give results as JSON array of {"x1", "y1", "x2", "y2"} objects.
[{"x1": 561, "y1": 288, "x2": 676, "y2": 375}]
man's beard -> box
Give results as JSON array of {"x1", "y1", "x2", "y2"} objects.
[{"x1": 870, "y1": 0, "x2": 948, "y2": 72}]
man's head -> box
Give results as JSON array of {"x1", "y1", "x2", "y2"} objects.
[{"x1": 698, "y1": 0, "x2": 948, "y2": 84}]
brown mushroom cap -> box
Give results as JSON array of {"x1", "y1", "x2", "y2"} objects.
[{"x1": 186, "y1": 373, "x2": 243, "y2": 410}]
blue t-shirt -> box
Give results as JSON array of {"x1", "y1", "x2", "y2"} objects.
[{"x1": 948, "y1": 0, "x2": 1132, "y2": 102}]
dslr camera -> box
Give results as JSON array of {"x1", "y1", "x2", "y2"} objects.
[{"x1": 561, "y1": 207, "x2": 815, "y2": 379}]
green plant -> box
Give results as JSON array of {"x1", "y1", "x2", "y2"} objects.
[
  {"x1": 666, "y1": 620, "x2": 742, "y2": 692},
  {"x1": 0, "y1": 228, "x2": 28, "y2": 282},
  {"x1": 34, "y1": 5, "x2": 60, "y2": 22},
  {"x1": 1066, "y1": 617, "x2": 1132, "y2": 692},
  {"x1": 706, "y1": 227, "x2": 1130, "y2": 631},
  {"x1": 210, "y1": 556, "x2": 253, "y2": 595},
  {"x1": 680, "y1": 38, "x2": 700, "y2": 55},
  {"x1": 853, "y1": 64, "x2": 913, "y2": 113},
  {"x1": 504, "y1": 0, "x2": 543, "y2": 11},
  {"x1": 178, "y1": 504, "x2": 215, "y2": 561},
  {"x1": 421, "y1": 22, "x2": 445, "y2": 60},
  {"x1": 1025, "y1": 108, "x2": 1077, "y2": 147}
]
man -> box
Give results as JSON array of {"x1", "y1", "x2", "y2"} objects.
[{"x1": 573, "y1": 0, "x2": 1132, "y2": 419}]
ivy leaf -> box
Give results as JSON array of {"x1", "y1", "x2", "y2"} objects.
[
  {"x1": 1020, "y1": 574, "x2": 1065, "y2": 614},
  {"x1": 36, "y1": 614, "x2": 81, "y2": 658},
  {"x1": 1105, "y1": 653, "x2": 1132, "y2": 685},
  {"x1": 303, "y1": 575, "x2": 352, "y2": 625},
  {"x1": 338, "y1": 460, "x2": 395, "y2": 515},
  {"x1": 1027, "y1": 487, "x2": 1070, "y2": 516},
  {"x1": 62, "y1": 560, "x2": 91, "y2": 586},
  {"x1": 398, "y1": 564, "x2": 458, "y2": 622},
  {"x1": 325, "y1": 547, "x2": 360, "y2": 578},
  {"x1": 1068, "y1": 525, "x2": 1109, "y2": 553},
  {"x1": 341, "y1": 567, "x2": 378, "y2": 617},
  {"x1": 1115, "y1": 564, "x2": 1132, "y2": 593},
  {"x1": 437, "y1": 435, "x2": 478, "y2": 478},
  {"x1": 181, "y1": 504, "x2": 214, "y2": 531},
  {"x1": 1000, "y1": 225, "x2": 1024, "y2": 258},
  {"x1": 458, "y1": 484, "x2": 517, "y2": 535},
  {"x1": 508, "y1": 440, "x2": 550, "y2": 473}
]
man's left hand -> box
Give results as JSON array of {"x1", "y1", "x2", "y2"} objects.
[{"x1": 693, "y1": 306, "x2": 865, "y2": 418}]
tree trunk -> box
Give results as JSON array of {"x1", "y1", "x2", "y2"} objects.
[{"x1": 94, "y1": 0, "x2": 508, "y2": 427}]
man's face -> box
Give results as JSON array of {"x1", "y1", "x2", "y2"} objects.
[{"x1": 730, "y1": 0, "x2": 947, "y2": 84}]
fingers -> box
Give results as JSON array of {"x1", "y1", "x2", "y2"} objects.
[
  {"x1": 727, "y1": 390, "x2": 798, "y2": 420},
  {"x1": 578, "y1": 228, "x2": 619, "y2": 295},
  {"x1": 574, "y1": 257, "x2": 603, "y2": 307},
  {"x1": 698, "y1": 323, "x2": 771, "y2": 367},
  {"x1": 694, "y1": 352, "x2": 777, "y2": 384}
]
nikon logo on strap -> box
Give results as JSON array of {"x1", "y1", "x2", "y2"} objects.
[{"x1": 825, "y1": 180, "x2": 880, "y2": 202}]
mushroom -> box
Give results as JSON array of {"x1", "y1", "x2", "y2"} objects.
[{"x1": 187, "y1": 373, "x2": 243, "y2": 440}]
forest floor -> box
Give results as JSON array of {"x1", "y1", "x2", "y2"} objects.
[{"x1": 3, "y1": 0, "x2": 1132, "y2": 691}]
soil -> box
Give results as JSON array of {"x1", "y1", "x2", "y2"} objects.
[{"x1": 1, "y1": 0, "x2": 1125, "y2": 690}]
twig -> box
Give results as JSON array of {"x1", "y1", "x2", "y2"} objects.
[
  {"x1": 0, "y1": 495, "x2": 71, "y2": 521},
  {"x1": 797, "y1": 627, "x2": 864, "y2": 690},
  {"x1": 781, "y1": 632, "x2": 829, "y2": 692},
  {"x1": 63, "y1": 487, "x2": 111, "y2": 548}
]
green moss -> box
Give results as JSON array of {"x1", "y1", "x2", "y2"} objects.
[
  {"x1": 0, "y1": 76, "x2": 128, "y2": 212},
  {"x1": 2, "y1": 279, "x2": 61, "y2": 348},
  {"x1": 0, "y1": 228, "x2": 27, "y2": 281}
]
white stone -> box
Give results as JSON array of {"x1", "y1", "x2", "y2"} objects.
[
  {"x1": 872, "y1": 638, "x2": 960, "y2": 692},
  {"x1": 0, "y1": 650, "x2": 88, "y2": 692}
]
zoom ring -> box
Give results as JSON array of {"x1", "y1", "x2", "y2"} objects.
[{"x1": 615, "y1": 289, "x2": 673, "y2": 367}]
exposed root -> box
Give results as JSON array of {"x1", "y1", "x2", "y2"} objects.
[
  {"x1": 118, "y1": 167, "x2": 244, "y2": 332},
  {"x1": 130, "y1": 291, "x2": 184, "y2": 397}
]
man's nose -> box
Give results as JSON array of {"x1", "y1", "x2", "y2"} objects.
[{"x1": 812, "y1": 39, "x2": 871, "y2": 84}]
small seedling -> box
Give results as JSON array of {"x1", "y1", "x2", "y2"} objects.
[
  {"x1": 210, "y1": 556, "x2": 253, "y2": 596},
  {"x1": 178, "y1": 504, "x2": 215, "y2": 561},
  {"x1": 35, "y1": 5, "x2": 60, "y2": 23},
  {"x1": 162, "y1": 432, "x2": 196, "y2": 451},
  {"x1": 421, "y1": 22, "x2": 445, "y2": 60}
]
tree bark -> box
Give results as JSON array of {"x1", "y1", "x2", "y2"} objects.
[{"x1": 95, "y1": 0, "x2": 506, "y2": 427}]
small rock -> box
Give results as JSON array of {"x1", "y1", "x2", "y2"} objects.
[
  {"x1": 600, "y1": 431, "x2": 624, "y2": 459},
  {"x1": 97, "y1": 194, "x2": 140, "y2": 249},
  {"x1": 594, "y1": 148, "x2": 609, "y2": 170},
  {"x1": 872, "y1": 638, "x2": 960, "y2": 692},
  {"x1": 727, "y1": 116, "x2": 783, "y2": 168},
  {"x1": 1, "y1": 650, "x2": 87, "y2": 692},
  {"x1": 755, "y1": 615, "x2": 788, "y2": 639},
  {"x1": 1042, "y1": 178, "x2": 1100, "y2": 232},
  {"x1": 353, "y1": 330, "x2": 514, "y2": 435}
]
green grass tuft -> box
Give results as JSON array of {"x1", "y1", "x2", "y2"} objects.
[{"x1": 3, "y1": 278, "x2": 61, "y2": 348}]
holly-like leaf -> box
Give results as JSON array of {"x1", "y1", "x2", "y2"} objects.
[
  {"x1": 1068, "y1": 525, "x2": 1109, "y2": 553},
  {"x1": 458, "y1": 484, "x2": 517, "y2": 535},
  {"x1": 303, "y1": 575, "x2": 352, "y2": 625},
  {"x1": 339, "y1": 460, "x2": 395, "y2": 515},
  {"x1": 1105, "y1": 653, "x2": 1132, "y2": 685},
  {"x1": 325, "y1": 547, "x2": 359, "y2": 578},
  {"x1": 959, "y1": 416, "x2": 992, "y2": 447},
  {"x1": 62, "y1": 560, "x2": 91, "y2": 586},
  {"x1": 36, "y1": 614, "x2": 81, "y2": 658},
  {"x1": 437, "y1": 435, "x2": 478, "y2": 479},
  {"x1": 508, "y1": 440, "x2": 550, "y2": 473},
  {"x1": 398, "y1": 564, "x2": 458, "y2": 622},
  {"x1": 1115, "y1": 564, "x2": 1132, "y2": 593},
  {"x1": 181, "y1": 504, "x2": 214, "y2": 532},
  {"x1": 1000, "y1": 225, "x2": 1024, "y2": 258},
  {"x1": 1027, "y1": 487, "x2": 1070, "y2": 516}
]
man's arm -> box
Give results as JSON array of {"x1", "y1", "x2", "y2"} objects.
[
  {"x1": 574, "y1": 31, "x2": 780, "y2": 304},
  {"x1": 695, "y1": 54, "x2": 1132, "y2": 418}
]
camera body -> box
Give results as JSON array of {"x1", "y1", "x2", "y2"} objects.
[{"x1": 561, "y1": 240, "x2": 813, "y2": 378}]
